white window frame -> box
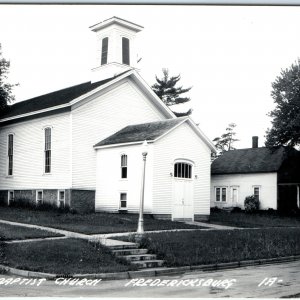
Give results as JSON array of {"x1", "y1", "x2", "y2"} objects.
[
  {"x1": 7, "y1": 133, "x2": 14, "y2": 177},
  {"x1": 8, "y1": 190, "x2": 14, "y2": 205},
  {"x1": 120, "y1": 154, "x2": 128, "y2": 179},
  {"x1": 253, "y1": 186, "x2": 261, "y2": 201},
  {"x1": 215, "y1": 187, "x2": 227, "y2": 202},
  {"x1": 36, "y1": 190, "x2": 43, "y2": 205},
  {"x1": 57, "y1": 190, "x2": 65, "y2": 208},
  {"x1": 119, "y1": 192, "x2": 127, "y2": 210},
  {"x1": 44, "y1": 127, "x2": 52, "y2": 174}
]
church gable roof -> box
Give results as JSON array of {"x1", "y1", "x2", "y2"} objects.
[
  {"x1": 94, "y1": 118, "x2": 186, "y2": 148},
  {"x1": 211, "y1": 146, "x2": 298, "y2": 175},
  {"x1": 0, "y1": 72, "x2": 128, "y2": 120}
]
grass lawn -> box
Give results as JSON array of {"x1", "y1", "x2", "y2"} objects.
[
  {"x1": 0, "y1": 223, "x2": 62, "y2": 241},
  {"x1": 0, "y1": 207, "x2": 202, "y2": 234},
  {"x1": 207, "y1": 210, "x2": 300, "y2": 228},
  {"x1": 121, "y1": 228, "x2": 300, "y2": 267},
  {"x1": 0, "y1": 238, "x2": 137, "y2": 274}
]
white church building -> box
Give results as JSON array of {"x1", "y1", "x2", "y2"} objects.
[{"x1": 0, "y1": 17, "x2": 215, "y2": 221}]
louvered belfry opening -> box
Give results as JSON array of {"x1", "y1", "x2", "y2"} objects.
[{"x1": 122, "y1": 37, "x2": 130, "y2": 65}]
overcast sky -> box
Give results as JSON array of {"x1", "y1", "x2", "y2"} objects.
[{"x1": 1, "y1": 5, "x2": 300, "y2": 148}]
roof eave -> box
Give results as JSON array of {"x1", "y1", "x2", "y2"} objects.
[{"x1": 94, "y1": 140, "x2": 154, "y2": 150}]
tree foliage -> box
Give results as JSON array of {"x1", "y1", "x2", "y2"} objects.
[
  {"x1": 265, "y1": 59, "x2": 300, "y2": 148},
  {"x1": 212, "y1": 123, "x2": 239, "y2": 158},
  {"x1": 152, "y1": 68, "x2": 192, "y2": 117},
  {"x1": 0, "y1": 44, "x2": 17, "y2": 114}
]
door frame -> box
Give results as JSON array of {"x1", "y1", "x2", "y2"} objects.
[{"x1": 172, "y1": 159, "x2": 195, "y2": 221}]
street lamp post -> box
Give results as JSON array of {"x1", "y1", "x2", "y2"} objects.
[{"x1": 137, "y1": 140, "x2": 148, "y2": 234}]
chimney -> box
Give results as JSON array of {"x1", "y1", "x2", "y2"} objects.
[{"x1": 252, "y1": 136, "x2": 258, "y2": 148}]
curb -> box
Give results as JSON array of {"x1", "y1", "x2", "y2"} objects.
[{"x1": 0, "y1": 255, "x2": 300, "y2": 281}]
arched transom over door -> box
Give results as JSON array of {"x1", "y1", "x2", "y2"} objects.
[{"x1": 172, "y1": 160, "x2": 194, "y2": 221}]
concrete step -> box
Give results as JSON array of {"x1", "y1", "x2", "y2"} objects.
[
  {"x1": 123, "y1": 254, "x2": 157, "y2": 261},
  {"x1": 107, "y1": 243, "x2": 139, "y2": 250},
  {"x1": 131, "y1": 259, "x2": 164, "y2": 269},
  {"x1": 113, "y1": 248, "x2": 148, "y2": 256}
]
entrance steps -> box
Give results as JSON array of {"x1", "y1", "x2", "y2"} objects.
[{"x1": 109, "y1": 244, "x2": 165, "y2": 269}]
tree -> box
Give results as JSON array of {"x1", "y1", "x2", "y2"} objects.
[
  {"x1": 265, "y1": 59, "x2": 300, "y2": 148},
  {"x1": 212, "y1": 123, "x2": 239, "y2": 158},
  {"x1": 152, "y1": 68, "x2": 192, "y2": 117},
  {"x1": 0, "y1": 44, "x2": 17, "y2": 113}
]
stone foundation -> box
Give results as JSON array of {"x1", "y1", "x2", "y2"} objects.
[
  {"x1": 70, "y1": 189, "x2": 95, "y2": 213},
  {"x1": 194, "y1": 214, "x2": 210, "y2": 221},
  {"x1": 0, "y1": 188, "x2": 89, "y2": 212}
]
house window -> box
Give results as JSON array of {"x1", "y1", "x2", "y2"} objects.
[
  {"x1": 122, "y1": 37, "x2": 130, "y2": 65},
  {"x1": 7, "y1": 134, "x2": 13, "y2": 176},
  {"x1": 253, "y1": 186, "x2": 260, "y2": 201},
  {"x1": 44, "y1": 127, "x2": 51, "y2": 173},
  {"x1": 58, "y1": 190, "x2": 65, "y2": 208},
  {"x1": 121, "y1": 154, "x2": 128, "y2": 179},
  {"x1": 101, "y1": 37, "x2": 108, "y2": 65},
  {"x1": 120, "y1": 193, "x2": 127, "y2": 210},
  {"x1": 8, "y1": 191, "x2": 14, "y2": 205},
  {"x1": 174, "y1": 162, "x2": 192, "y2": 179},
  {"x1": 36, "y1": 190, "x2": 43, "y2": 205},
  {"x1": 215, "y1": 187, "x2": 227, "y2": 202}
]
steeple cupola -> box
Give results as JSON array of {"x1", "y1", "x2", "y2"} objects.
[{"x1": 90, "y1": 17, "x2": 143, "y2": 82}]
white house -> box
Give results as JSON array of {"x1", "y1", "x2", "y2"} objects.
[
  {"x1": 0, "y1": 17, "x2": 215, "y2": 221},
  {"x1": 211, "y1": 137, "x2": 300, "y2": 212}
]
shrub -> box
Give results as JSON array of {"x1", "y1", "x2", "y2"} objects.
[
  {"x1": 231, "y1": 206, "x2": 242, "y2": 213},
  {"x1": 244, "y1": 195, "x2": 260, "y2": 213}
]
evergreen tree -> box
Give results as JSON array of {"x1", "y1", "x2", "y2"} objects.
[
  {"x1": 212, "y1": 123, "x2": 239, "y2": 158},
  {"x1": 0, "y1": 44, "x2": 17, "y2": 114},
  {"x1": 265, "y1": 59, "x2": 300, "y2": 148},
  {"x1": 152, "y1": 68, "x2": 192, "y2": 117}
]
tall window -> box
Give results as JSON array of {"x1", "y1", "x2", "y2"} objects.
[
  {"x1": 121, "y1": 154, "x2": 128, "y2": 178},
  {"x1": 122, "y1": 37, "x2": 130, "y2": 65},
  {"x1": 215, "y1": 187, "x2": 227, "y2": 202},
  {"x1": 101, "y1": 37, "x2": 108, "y2": 65},
  {"x1": 44, "y1": 128, "x2": 51, "y2": 173},
  {"x1": 174, "y1": 162, "x2": 192, "y2": 179},
  {"x1": 254, "y1": 187, "x2": 260, "y2": 201},
  {"x1": 7, "y1": 134, "x2": 13, "y2": 176}
]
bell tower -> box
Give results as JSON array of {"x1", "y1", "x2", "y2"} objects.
[{"x1": 90, "y1": 17, "x2": 143, "y2": 82}]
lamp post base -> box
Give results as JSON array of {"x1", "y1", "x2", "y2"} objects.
[{"x1": 137, "y1": 219, "x2": 144, "y2": 234}]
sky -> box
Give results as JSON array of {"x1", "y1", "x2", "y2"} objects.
[{"x1": 1, "y1": 5, "x2": 300, "y2": 148}]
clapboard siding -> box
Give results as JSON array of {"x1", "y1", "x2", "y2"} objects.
[
  {"x1": 71, "y1": 78, "x2": 165, "y2": 189},
  {"x1": 95, "y1": 144, "x2": 154, "y2": 213},
  {"x1": 211, "y1": 173, "x2": 278, "y2": 209},
  {"x1": 152, "y1": 123, "x2": 211, "y2": 216},
  {"x1": 0, "y1": 112, "x2": 71, "y2": 190}
]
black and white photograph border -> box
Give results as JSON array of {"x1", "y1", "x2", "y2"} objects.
[{"x1": 0, "y1": 0, "x2": 299, "y2": 298}]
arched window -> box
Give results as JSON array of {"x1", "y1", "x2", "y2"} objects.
[
  {"x1": 44, "y1": 127, "x2": 51, "y2": 173},
  {"x1": 122, "y1": 37, "x2": 130, "y2": 65},
  {"x1": 101, "y1": 37, "x2": 109, "y2": 65},
  {"x1": 174, "y1": 162, "x2": 192, "y2": 179},
  {"x1": 121, "y1": 154, "x2": 128, "y2": 178}
]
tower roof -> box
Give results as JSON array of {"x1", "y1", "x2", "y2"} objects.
[{"x1": 89, "y1": 16, "x2": 143, "y2": 33}]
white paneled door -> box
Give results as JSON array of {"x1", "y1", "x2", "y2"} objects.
[{"x1": 172, "y1": 161, "x2": 194, "y2": 220}]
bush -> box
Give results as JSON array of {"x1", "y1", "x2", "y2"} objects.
[
  {"x1": 244, "y1": 195, "x2": 260, "y2": 213},
  {"x1": 9, "y1": 200, "x2": 70, "y2": 213},
  {"x1": 231, "y1": 206, "x2": 242, "y2": 213}
]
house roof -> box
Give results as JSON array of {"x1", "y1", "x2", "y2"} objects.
[
  {"x1": 211, "y1": 146, "x2": 297, "y2": 175},
  {"x1": 94, "y1": 118, "x2": 186, "y2": 148},
  {"x1": 0, "y1": 71, "x2": 129, "y2": 120}
]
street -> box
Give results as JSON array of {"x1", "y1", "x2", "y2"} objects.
[{"x1": 0, "y1": 260, "x2": 299, "y2": 298}]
